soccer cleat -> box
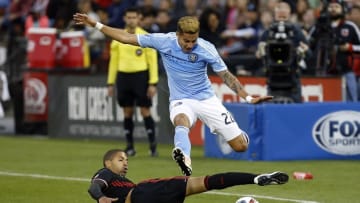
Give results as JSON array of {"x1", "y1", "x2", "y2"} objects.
[
  {"x1": 149, "y1": 149, "x2": 159, "y2": 157},
  {"x1": 172, "y1": 147, "x2": 192, "y2": 176},
  {"x1": 254, "y1": 171, "x2": 289, "y2": 186},
  {"x1": 150, "y1": 144, "x2": 158, "y2": 157},
  {"x1": 125, "y1": 147, "x2": 136, "y2": 157}
]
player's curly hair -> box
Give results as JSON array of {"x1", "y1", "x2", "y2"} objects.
[{"x1": 177, "y1": 16, "x2": 199, "y2": 34}]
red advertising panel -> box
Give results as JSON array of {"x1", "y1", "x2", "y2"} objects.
[
  {"x1": 23, "y1": 71, "x2": 48, "y2": 122},
  {"x1": 189, "y1": 76, "x2": 343, "y2": 146},
  {"x1": 301, "y1": 77, "x2": 342, "y2": 101}
]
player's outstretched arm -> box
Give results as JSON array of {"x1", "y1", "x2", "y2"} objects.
[
  {"x1": 73, "y1": 13, "x2": 139, "y2": 46},
  {"x1": 217, "y1": 70, "x2": 273, "y2": 104},
  {"x1": 88, "y1": 181, "x2": 119, "y2": 203}
]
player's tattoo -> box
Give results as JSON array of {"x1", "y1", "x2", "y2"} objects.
[{"x1": 220, "y1": 71, "x2": 244, "y2": 94}]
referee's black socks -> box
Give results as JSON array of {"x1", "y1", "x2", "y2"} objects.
[
  {"x1": 124, "y1": 118, "x2": 134, "y2": 148},
  {"x1": 144, "y1": 116, "x2": 156, "y2": 144}
]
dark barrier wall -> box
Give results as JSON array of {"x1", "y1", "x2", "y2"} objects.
[
  {"x1": 205, "y1": 102, "x2": 360, "y2": 160},
  {"x1": 48, "y1": 74, "x2": 173, "y2": 144}
]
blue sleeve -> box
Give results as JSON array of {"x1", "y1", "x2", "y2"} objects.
[
  {"x1": 210, "y1": 55, "x2": 228, "y2": 72},
  {"x1": 204, "y1": 42, "x2": 227, "y2": 72},
  {"x1": 137, "y1": 33, "x2": 167, "y2": 50}
]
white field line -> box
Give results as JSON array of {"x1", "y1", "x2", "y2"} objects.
[
  {"x1": 0, "y1": 171, "x2": 90, "y2": 182},
  {"x1": 0, "y1": 171, "x2": 319, "y2": 203},
  {"x1": 206, "y1": 191, "x2": 320, "y2": 203}
]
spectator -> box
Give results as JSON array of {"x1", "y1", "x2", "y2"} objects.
[
  {"x1": 139, "y1": 5, "x2": 159, "y2": 33},
  {"x1": 94, "y1": 7, "x2": 111, "y2": 72},
  {"x1": 223, "y1": 0, "x2": 247, "y2": 30},
  {"x1": 219, "y1": 1, "x2": 261, "y2": 56},
  {"x1": 155, "y1": 9, "x2": 176, "y2": 33},
  {"x1": 25, "y1": 1, "x2": 50, "y2": 36},
  {"x1": 158, "y1": 0, "x2": 174, "y2": 15},
  {"x1": 77, "y1": 0, "x2": 106, "y2": 69},
  {"x1": 295, "y1": 0, "x2": 311, "y2": 24},
  {"x1": 309, "y1": 0, "x2": 360, "y2": 102},
  {"x1": 97, "y1": 7, "x2": 109, "y2": 25},
  {"x1": 301, "y1": 8, "x2": 316, "y2": 34},
  {"x1": 199, "y1": 7, "x2": 224, "y2": 48},
  {"x1": 0, "y1": 0, "x2": 8, "y2": 67},
  {"x1": 259, "y1": 0, "x2": 278, "y2": 14},
  {"x1": 94, "y1": 0, "x2": 112, "y2": 10},
  {"x1": 46, "y1": 0, "x2": 77, "y2": 29},
  {"x1": 348, "y1": 3, "x2": 360, "y2": 26},
  {"x1": 219, "y1": 0, "x2": 249, "y2": 56},
  {"x1": 6, "y1": 0, "x2": 33, "y2": 36},
  {"x1": 107, "y1": 0, "x2": 136, "y2": 28},
  {"x1": 0, "y1": 1, "x2": 8, "y2": 33},
  {"x1": 5, "y1": 0, "x2": 32, "y2": 70},
  {"x1": 173, "y1": 0, "x2": 201, "y2": 19},
  {"x1": 200, "y1": 0, "x2": 226, "y2": 14},
  {"x1": 348, "y1": 4, "x2": 360, "y2": 100},
  {"x1": 258, "y1": 10, "x2": 273, "y2": 35}
]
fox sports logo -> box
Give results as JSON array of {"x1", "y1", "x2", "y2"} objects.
[{"x1": 312, "y1": 111, "x2": 360, "y2": 155}]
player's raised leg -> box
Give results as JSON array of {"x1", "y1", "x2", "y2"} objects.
[
  {"x1": 172, "y1": 113, "x2": 193, "y2": 176},
  {"x1": 185, "y1": 171, "x2": 289, "y2": 196},
  {"x1": 227, "y1": 132, "x2": 249, "y2": 152}
]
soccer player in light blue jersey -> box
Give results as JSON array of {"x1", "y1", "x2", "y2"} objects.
[{"x1": 74, "y1": 13, "x2": 273, "y2": 176}]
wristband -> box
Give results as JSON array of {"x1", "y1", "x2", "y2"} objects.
[
  {"x1": 245, "y1": 95, "x2": 253, "y2": 103},
  {"x1": 95, "y1": 22, "x2": 104, "y2": 30}
]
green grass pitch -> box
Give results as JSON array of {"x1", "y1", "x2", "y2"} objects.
[{"x1": 0, "y1": 135, "x2": 358, "y2": 203}]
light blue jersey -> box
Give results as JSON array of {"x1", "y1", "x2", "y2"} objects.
[{"x1": 137, "y1": 32, "x2": 227, "y2": 101}]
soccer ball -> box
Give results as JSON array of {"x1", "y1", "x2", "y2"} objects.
[{"x1": 235, "y1": 196, "x2": 259, "y2": 203}]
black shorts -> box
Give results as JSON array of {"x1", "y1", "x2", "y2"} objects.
[
  {"x1": 131, "y1": 176, "x2": 188, "y2": 203},
  {"x1": 116, "y1": 71, "x2": 152, "y2": 107}
]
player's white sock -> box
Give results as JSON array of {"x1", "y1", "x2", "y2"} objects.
[{"x1": 174, "y1": 126, "x2": 191, "y2": 157}]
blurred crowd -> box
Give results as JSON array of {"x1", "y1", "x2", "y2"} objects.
[{"x1": 0, "y1": 0, "x2": 360, "y2": 76}]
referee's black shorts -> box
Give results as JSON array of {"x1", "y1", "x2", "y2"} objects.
[
  {"x1": 116, "y1": 70, "x2": 152, "y2": 107},
  {"x1": 130, "y1": 176, "x2": 188, "y2": 203}
]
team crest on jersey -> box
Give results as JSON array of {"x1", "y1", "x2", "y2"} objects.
[
  {"x1": 135, "y1": 49, "x2": 143, "y2": 56},
  {"x1": 341, "y1": 28, "x2": 349, "y2": 37},
  {"x1": 188, "y1": 53, "x2": 198, "y2": 63}
]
